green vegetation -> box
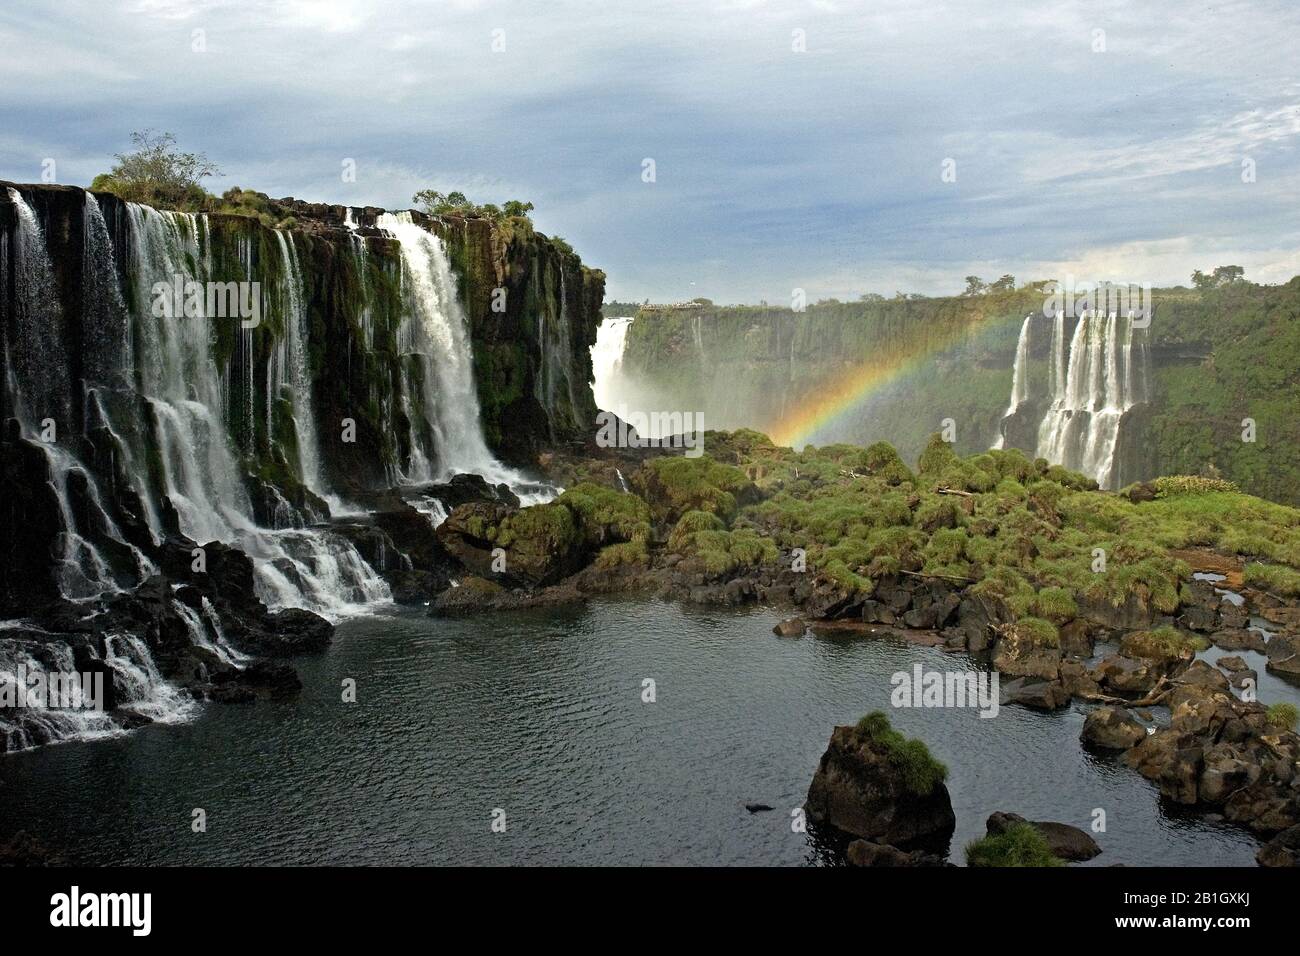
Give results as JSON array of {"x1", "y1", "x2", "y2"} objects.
[
  {"x1": 1267, "y1": 703, "x2": 1299, "y2": 732},
  {"x1": 631, "y1": 455, "x2": 753, "y2": 524},
  {"x1": 853, "y1": 711, "x2": 948, "y2": 796},
  {"x1": 620, "y1": 278, "x2": 1300, "y2": 505},
  {"x1": 1244, "y1": 562, "x2": 1300, "y2": 597},
  {"x1": 1120, "y1": 626, "x2": 1207, "y2": 661},
  {"x1": 965, "y1": 824, "x2": 1064, "y2": 867},
  {"x1": 412, "y1": 189, "x2": 535, "y2": 224},
  {"x1": 91, "y1": 129, "x2": 221, "y2": 209},
  {"x1": 1152, "y1": 475, "x2": 1239, "y2": 497}
]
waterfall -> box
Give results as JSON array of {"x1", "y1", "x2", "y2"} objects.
[
  {"x1": 274, "y1": 231, "x2": 326, "y2": 497},
  {"x1": 173, "y1": 598, "x2": 250, "y2": 669},
  {"x1": 0, "y1": 623, "x2": 195, "y2": 753},
  {"x1": 537, "y1": 266, "x2": 578, "y2": 433},
  {"x1": 376, "y1": 211, "x2": 556, "y2": 503},
  {"x1": 1005, "y1": 309, "x2": 1150, "y2": 489},
  {"x1": 592, "y1": 315, "x2": 633, "y2": 411},
  {"x1": 992, "y1": 315, "x2": 1032, "y2": 450},
  {"x1": 117, "y1": 202, "x2": 389, "y2": 617},
  {"x1": 3, "y1": 190, "x2": 155, "y2": 599}
]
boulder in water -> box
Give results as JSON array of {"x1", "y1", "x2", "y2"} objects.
[{"x1": 804, "y1": 712, "x2": 955, "y2": 848}]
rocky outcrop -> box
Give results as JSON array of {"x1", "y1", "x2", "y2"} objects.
[
  {"x1": 846, "y1": 839, "x2": 950, "y2": 867},
  {"x1": 1120, "y1": 662, "x2": 1300, "y2": 832},
  {"x1": 1081, "y1": 706, "x2": 1148, "y2": 750},
  {"x1": 804, "y1": 717, "x2": 955, "y2": 849},
  {"x1": 1257, "y1": 825, "x2": 1300, "y2": 867},
  {"x1": 986, "y1": 811, "x2": 1101, "y2": 861}
]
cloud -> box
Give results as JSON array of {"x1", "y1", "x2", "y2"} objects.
[{"x1": 2, "y1": 0, "x2": 1298, "y2": 302}]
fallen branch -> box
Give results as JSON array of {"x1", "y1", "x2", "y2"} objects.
[{"x1": 936, "y1": 487, "x2": 975, "y2": 498}]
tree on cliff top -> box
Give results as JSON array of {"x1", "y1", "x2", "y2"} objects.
[
  {"x1": 1192, "y1": 266, "x2": 1247, "y2": 289},
  {"x1": 91, "y1": 130, "x2": 221, "y2": 208},
  {"x1": 413, "y1": 189, "x2": 534, "y2": 223}
]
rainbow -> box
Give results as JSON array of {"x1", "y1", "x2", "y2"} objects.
[{"x1": 764, "y1": 315, "x2": 991, "y2": 449}]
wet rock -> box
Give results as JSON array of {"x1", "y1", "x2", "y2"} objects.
[
  {"x1": 1125, "y1": 732, "x2": 1204, "y2": 804},
  {"x1": 846, "y1": 839, "x2": 949, "y2": 867},
  {"x1": 248, "y1": 608, "x2": 332, "y2": 657},
  {"x1": 429, "y1": 577, "x2": 586, "y2": 617},
  {"x1": 1198, "y1": 743, "x2": 1261, "y2": 805},
  {"x1": 773, "y1": 617, "x2": 806, "y2": 638},
  {"x1": 987, "y1": 811, "x2": 1101, "y2": 861},
  {"x1": 1058, "y1": 619, "x2": 1096, "y2": 659},
  {"x1": 805, "y1": 720, "x2": 955, "y2": 848},
  {"x1": 1178, "y1": 605, "x2": 1218, "y2": 633},
  {"x1": 1216, "y1": 655, "x2": 1249, "y2": 672},
  {"x1": 745, "y1": 803, "x2": 773, "y2": 813},
  {"x1": 1256, "y1": 825, "x2": 1300, "y2": 867},
  {"x1": 992, "y1": 621, "x2": 1061, "y2": 681},
  {"x1": 1003, "y1": 677, "x2": 1069, "y2": 711},
  {"x1": 1265, "y1": 631, "x2": 1300, "y2": 677},
  {"x1": 1078, "y1": 591, "x2": 1154, "y2": 631},
  {"x1": 1091, "y1": 655, "x2": 1162, "y2": 696},
  {"x1": 1209, "y1": 629, "x2": 1266, "y2": 653},
  {"x1": 1082, "y1": 706, "x2": 1148, "y2": 751},
  {"x1": 1059, "y1": 659, "x2": 1102, "y2": 699},
  {"x1": 954, "y1": 594, "x2": 1001, "y2": 653},
  {"x1": 1219, "y1": 603, "x2": 1249, "y2": 630}
]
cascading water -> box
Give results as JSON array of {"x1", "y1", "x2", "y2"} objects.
[
  {"x1": 994, "y1": 308, "x2": 1149, "y2": 489},
  {"x1": 3, "y1": 190, "x2": 155, "y2": 598},
  {"x1": 591, "y1": 315, "x2": 633, "y2": 411},
  {"x1": 0, "y1": 621, "x2": 195, "y2": 752},
  {"x1": 274, "y1": 230, "x2": 327, "y2": 499},
  {"x1": 992, "y1": 314, "x2": 1032, "y2": 450},
  {"x1": 117, "y1": 202, "x2": 389, "y2": 616},
  {"x1": 376, "y1": 211, "x2": 557, "y2": 504}
]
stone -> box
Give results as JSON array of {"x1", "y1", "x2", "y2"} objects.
[
  {"x1": 805, "y1": 722, "x2": 955, "y2": 848},
  {"x1": 1081, "y1": 706, "x2": 1147, "y2": 750},
  {"x1": 986, "y1": 811, "x2": 1101, "y2": 861}
]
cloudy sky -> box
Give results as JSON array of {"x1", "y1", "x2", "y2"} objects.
[{"x1": 2, "y1": 0, "x2": 1298, "y2": 302}]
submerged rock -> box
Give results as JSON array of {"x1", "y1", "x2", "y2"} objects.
[
  {"x1": 846, "y1": 839, "x2": 949, "y2": 867},
  {"x1": 773, "y1": 617, "x2": 806, "y2": 637}
]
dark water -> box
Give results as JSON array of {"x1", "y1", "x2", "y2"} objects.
[{"x1": 0, "y1": 598, "x2": 1267, "y2": 865}]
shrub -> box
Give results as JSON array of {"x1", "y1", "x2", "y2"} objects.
[
  {"x1": 633, "y1": 456, "x2": 752, "y2": 523},
  {"x1": 594, "y1": 540, "x2": 649, "y2": 569},
  {"x1": 1014, "y1": 616, "x2": 1060, "y2": 648},
  {"x1": 917, "y1": 433, "x2": 958, "y2": 476},
  {"x1": 1266, "y1": 702, "x2": 1298, "y2": 732},
  {"x1": 1032, "y1": 586, "x2": 1078, "y2": 624},
  {"x1": 558, "y1": 482, "x2": 652, "y2": 545},
  {"x1": 1152, "y1": 475, "x2": 1239, "y2": 497},
  {"x1": 965, "y1": 824, "x2": 1064, "y2": 867},
  {"x1": 668, "y1": 509, "x2": 725, "y2": 550},
  {"x1": 853, "y1": 711, "x2": 948, "y2": 795},
  {"x1": 1120, "y1": 625, "x2": 1207, "y2": 661}
]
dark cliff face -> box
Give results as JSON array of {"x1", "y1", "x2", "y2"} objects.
[
  {"x1": 1, "y1": 183, "x2": 602, "y2": 478},
  {"x1": 0, "y1": 181, "x2": 603, "y2": 612}
]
